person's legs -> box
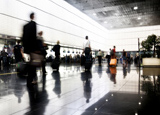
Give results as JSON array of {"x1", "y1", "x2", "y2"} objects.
[
  {"x1": 42, "y1": 60, "x2": 46, "y2": 74},
  {"x1": 27, "y1": 64, "x2": 36, "y2": 86},
  {"x1": 3, "y1": 57, "x2": 7, "y2": 66},
  {"x1": 98, "y1": 56, "x2": 100, "y2": 65},
  {"x1": 99, "y1": 56, "x2": 102, "y2": 65},
  {"x1": 107, "y1": 56, "x2": 110, "y2": 66},
  {"x1": 85, "y1": 48, "x2": 90, "y2": 60}
]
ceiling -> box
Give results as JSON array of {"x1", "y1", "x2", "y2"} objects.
[{"x1": 64, "y1": 0, "x2": 160, "y2": 30}]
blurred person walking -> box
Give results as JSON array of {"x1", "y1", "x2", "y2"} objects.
[
  {"x1": 97, "y1": 49, "x2": 102, "y2": 66},
  {"x1": 22, "y1": 13, "x2": 41, "y2": 86},
  {"x1": 127, "y1": 51, "x2": 131, "y2": 64},
  {"x1": 83, "y1": 36, "x2": 91, "y2": 58},
  {"x1": 106, "y1": 49, "x2": 111, "y2": 66},
  {"x1": 1, "y1": 49, "x2": 8, "y2": 67},
  {"x1": 111, "y1": 46, "x2": 116, "y2": 59},
  {"x1": 52, "y1": 40, "x2": 60, "y2": 60},
  {"x1": 122, "y1": 49, "x2": 127, "y2": 67},
  {"x1": 37, "y1": 31, "x2": 47, "y2": 74},
  {"x1": 110, "y1": 46, "x2": 117, "y2": 66},
  {"x1": 83, "y1": 36, "x2": 92, "y2": 71},
  {"x1": 51, "y1": 40, "x2": 61, "y2": 71},
  {"x1": 13, "y1": 40, "x2": 24, "y2": 63}
]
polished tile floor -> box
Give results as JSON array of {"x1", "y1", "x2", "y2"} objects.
[{"x1": 0, "y1": 63, "x2": 160, "y2": 115}]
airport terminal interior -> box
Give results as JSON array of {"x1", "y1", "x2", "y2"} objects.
[{"x1": 0, "y1": 0, "x2": 160, "y2": 115}]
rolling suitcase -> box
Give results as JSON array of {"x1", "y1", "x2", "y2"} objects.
[
  {"x1": 16, "y1": 61, "x2": 28, "y2": 77},
  {"x1": 110, "y1": 59, "x2": 117, "y2": 66},
  {"x1": 85, "y1": 55, "x2": 92, "y2": 71},
  {"x1": 51, "y1": 58, "x2": 60, "y2": 71},
  {"x1": 81, "y1": 55, "x2": 85, "y2": 66}
]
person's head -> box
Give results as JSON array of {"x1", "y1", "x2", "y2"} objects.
[
  {"x1": 38, "y1": 31, "x2": 43, "y2": 36},
  {"x1": 17, "y1": 40, "x2": 21, "y2": 45},
  {"x1": 99, "y1": 49, "x2": 101, "y2": 51},
  {"x1": 85, "y1": 36, "x2": 88, "y2": 40},
  {"x1": 57, "y1": 40, "x2": 60, "y2": 45},
  {"x1": 109, "y1": 48, "x2": 111, "y2": 50},
  {"x1": 113, "y1": 46, "x2": 116, "y2": 48},
  {"x1": 30, "y1": 12, "x2": 34, "y2": 20}
]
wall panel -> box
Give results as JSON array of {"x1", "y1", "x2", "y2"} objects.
[{"x1": 0, "y1": 0, "x2": 160, "y2": 52}]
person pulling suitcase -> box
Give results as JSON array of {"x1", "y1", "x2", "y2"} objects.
[
  {"x1": 110, "y1": 46, "x2": 117, "y2": 67},
  {"x1": 51, "y1": 41, "x2": 61, "y2": 71},
  {"x1": 83, "y1": 36, "x2": 92, "y2": 71}
]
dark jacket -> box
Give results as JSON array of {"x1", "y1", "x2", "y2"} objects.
[
  {"x1": 52, "y1": 45, "x2": 60, "y2": 56},
  {"x1": 22, "y1": 21, "x2": 38, "y2": 54}
]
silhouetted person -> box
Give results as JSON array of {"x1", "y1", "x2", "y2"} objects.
[
  {"x1": 83, "y1": 36, "x2": 91, "y2": 58},
  {"x1": 22, "y1": 13, "x2": 39, "y2": 86},
  {"x1": 127, "y1": 52, "x2": 131, "y2": 64},
  {"x1": 106, "y1": 49, "x2": 111, "y2": 66},
  {"x1": 123, "y1": 49, "x2": 127, "y2": 67},
  {"x1": 1, "y1": 49, "x2": 8, "y2": 67},
  {"x1": 111, "y1": 46, "x2": 116, "y2": 59},
  {"x1": 97, "y1": 49, "x2": 102, "y2": 66},
  {"x1": 52, "y1": 40, "x2": 60, "y2": 60},
  {"x1": 37, "y1": 31, "x2": 47, "y2": 74},
  {"x1": 13, "y1": 40, "x2": 24, "y2": 63}
]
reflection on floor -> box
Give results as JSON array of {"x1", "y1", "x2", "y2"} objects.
[{"x1": 0, "y1": 63, "x2": 160, "y2": 115}]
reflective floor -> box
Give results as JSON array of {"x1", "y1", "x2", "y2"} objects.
[{"x1": 0, "y1": 63, "x2": 160, "y2": 115}]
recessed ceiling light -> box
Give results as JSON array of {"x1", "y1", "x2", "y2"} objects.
[
  {"x1": 133, "y1": 6, "x2": 138, "y2": 10},
  {"x1": 104, "y1": 21, "x2": 107, "y2": 23},
  {"x1": 93, "y1": 13, "x2": 97, "y2": 16},
  {"x1": 138, "y1": 17, "x2": 141, "y2": 20}
]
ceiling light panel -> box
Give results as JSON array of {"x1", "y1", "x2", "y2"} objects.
[{"x1": 65, "y1": 0, "x2": 160, "y2": 29}]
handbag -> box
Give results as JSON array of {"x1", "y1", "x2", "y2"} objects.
[{"x1": 30, "y1": 53, "x2": 44, "y2": 67}]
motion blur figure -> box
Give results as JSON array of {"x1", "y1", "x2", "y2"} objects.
[
  {"x1": 106, "y1": 49, "x2": 111, "y2": 66},
  {"x1": 122, "y1": 49, "x2": 127, "y2": 67},
  {"x1": 97, "y1": 49, "x2": 102, "y2": 66},
  {"x1": 83, "y1": 36, "x2": 92, "y2": 71},
  {"x1": 37, "y1": 31, "x2": 47, "y2": 75},
  {"x1": 22, "y1": 13, "x2": 39, "y2": 86},
  {"x1": 51, "y1": 40, "x2": 61, "y2": 71},
  {"x1": 13, "y1": 40, "x2": 24, "y2": 63},
  {"x1": 83, "y1": 36, "x2": 91, "y2": 58},
  {"x1": 111, "y1": 46, "x2": 116, "y2": 59},
  {"x1": 1, "y1": 49, "x2": 8, "y2": 67},
  {"x1": 52, "y1": 40, "x2": 60, "y2": 60}
]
